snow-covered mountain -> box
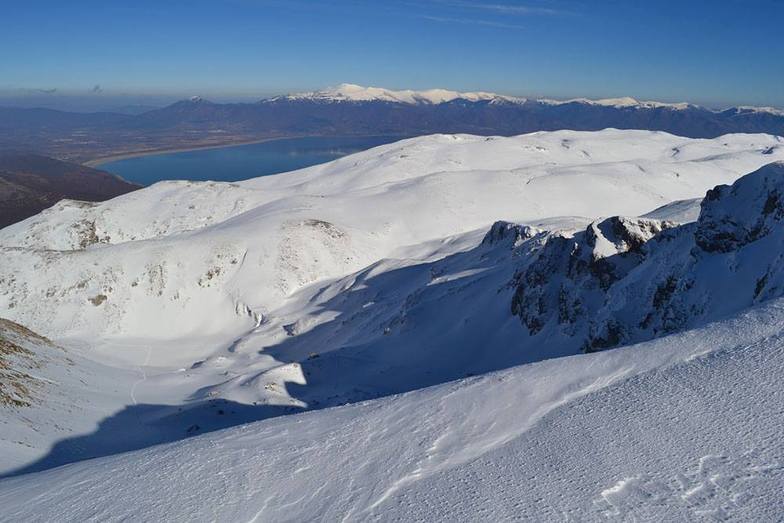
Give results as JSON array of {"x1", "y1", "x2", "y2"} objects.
[
  {"x1": 1, "y1": 130, "x2": 784, "y2": 520},
  {"x1": 271, "y1": 83, "x2": 782, "y2": 116},
  {"x1": 272, "y1": 83, "x2": 516, "y2": 104},
  {"x1": 2, "y1": 131, "x2": 781, "y2": 347}
]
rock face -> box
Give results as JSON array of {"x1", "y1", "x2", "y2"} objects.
[
  {"x1": 511, "y1": 217, "x2": 676, "y2": 339},
  {"x1": 695, "y1": 162, "x2": 784, "y2": 253},
  {"x1": 511, "y1": 161, "x2": 784, "y2": 352},
  {"x1": 481, "y1": 221, "x2": 540, "y2": 248}
]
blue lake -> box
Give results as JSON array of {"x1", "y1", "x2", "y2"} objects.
[{"x1": 98, "y1": 135, "x2": 407, "y2": 185}]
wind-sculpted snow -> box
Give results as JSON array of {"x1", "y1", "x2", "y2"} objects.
[
  {"x1": 642, "y1": 197, "x2": 702, "y2": 223},
  {"x1": 1, "y1": 301, "x2": 782, "y2": 521}
]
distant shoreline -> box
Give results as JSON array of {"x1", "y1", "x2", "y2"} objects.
[
  {"x1": 83, "y1": 133, "x2": 414, "y2": 169},
  {"x1": 83, "y1": 136, "x2": 301, "y2": 167}
]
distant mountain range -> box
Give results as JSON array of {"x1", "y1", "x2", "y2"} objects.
[
  {"x1": 1, "y1": 84, "x2": 782, "y2": 163},
  {"x1": 276, "y1": 84, "x2": 784, "y2": 114},
  {"x1": 0, "y1": 154, "x2": 140, "y2": 228}
]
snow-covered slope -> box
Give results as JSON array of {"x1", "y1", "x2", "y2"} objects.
[
  {"x1": 2, "y1": 132, "x2": 784, "y2": 519},
  {"x1": 510, "y1": 163, "x2": 784, "y2": 352},
  {"x1": 170, "y1": 161, "x2": 784, "y2": 419},
  {"x1": 1, "y1": 299, "x2": 782, "y2": 521},
  {"x1": 732, "y1": 105, "x2": 784, "y2": 117},
  {"x1": 1, "y1": 131, "x2": 781, "y2": 350},
  {"x1": 0, "y1": 319, "x2": 135, "y2": 474}
]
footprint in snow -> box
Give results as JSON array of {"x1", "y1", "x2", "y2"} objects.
[{"x1": 592, "y1": 452, "x2": 782, "y2": 520}]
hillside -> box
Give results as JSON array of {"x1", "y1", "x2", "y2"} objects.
[
  {"x1": 0, "y1": 130, "x2": 783, "y2": 481},
  {"x1": 1, "y1": 282, "x2": 783, "y2": 521},
  {"x1": 2, "y1": 131, "x2": 782, "y2": 346},
  {"x1": 0, "y1": 154, "x2": 140, "y2": 228},
  {"x1": 0, "y1": 318, "x2": 134, "y2": 474}
]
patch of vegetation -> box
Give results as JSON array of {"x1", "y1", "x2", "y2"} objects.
[
  {"x1": 89, "y1": 294, "x2": 108, "y2": 306},
  {"x1": 198, "y1": 267, "x2": 222, "y2": 287},
  {"x1": 0, "y1": 319, "x2": 49, "y2": 408},
  {"x1": 74, "y1": 219, "x2": 110, "y2": 249}
]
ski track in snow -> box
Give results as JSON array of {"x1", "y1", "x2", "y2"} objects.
[{"x1": 129, "y1": 346, "x2": 152, "y2": 406}]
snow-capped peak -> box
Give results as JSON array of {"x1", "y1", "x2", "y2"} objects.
[
  {"x1": 538, "y1": 96, "x2": 697, "y2": 111},
  {"x1": 270, "y1": 83, "x2": 524, "y2": 105},
  {"x1": 265, "y1": 83, "x2": 700, "y2": 109},
  {"x1": 264, "y1": 84, "x2": 783, "y2": 115},
  {"x1": 731, "y1": 105, "x2": 784, "y2": 117}
]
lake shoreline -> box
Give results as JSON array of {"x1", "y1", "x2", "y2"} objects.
[
  {"x1": 87, "y1": 134, "x2": 413, "y2": 185},
  {"x1": 83, "y1": 135, "x2": 303, "y2": 167},
  {"x1": 83, "y1": 133, "x2": 414, "y2": 168}
]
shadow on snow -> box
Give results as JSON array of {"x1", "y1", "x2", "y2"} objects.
[{"x1": 3, "y1": 232, "x2": 537, "y2": 478}]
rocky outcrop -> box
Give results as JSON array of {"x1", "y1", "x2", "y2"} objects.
[
  {"x1": 695, "y1": 162, "x2": 784, "y2": 253},
  {"x1": 511, "y1": 161, "x2": 784, "y2": 353},
  {"x1": 510, "y1": 216, "x2": 675, "y2": 337},
  {"x1": 482, "y1": 221, "x2": 540, "y2": 247},
  {"x1": 0, "y1": 319, "x2": 59, "y2": 408}
]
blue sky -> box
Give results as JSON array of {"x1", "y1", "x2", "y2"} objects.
[{"x1": 1, "y1": 0, "x2": 782, "y2": 108}]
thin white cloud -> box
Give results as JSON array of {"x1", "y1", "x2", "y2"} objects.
[
  {"x1": 19, "y1": 88, "x2": 58, "y2": 95},
  {"x1": 431, "y1": 0, "x2": 565, "y2": 16},
  {"x1": 420, "y1": 14, "x2": 526, "y2": 29}
]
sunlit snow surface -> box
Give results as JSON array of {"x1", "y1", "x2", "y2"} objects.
[
  {"x1": 1, "y1": 130, "x2": 783, "y2": 521},
  {"x1": 1, "y1": 302, "x2": 782, "y2": 521}
]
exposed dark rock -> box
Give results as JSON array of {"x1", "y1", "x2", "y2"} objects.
[
  {"x1": 0, "y1": 154, "x2": 140, "y2": 229},
  {"x1": 482, "y1": 221, "x2": 539, "y2": 247},
  {"x1": 510, "y1": 162, "x2": 784, "y2": 353},
  {"x1": 511, "y1": 216, "x2": 674, "y2": 336},
  {"x1": 695, "y1": 162, "x2": 784, "y2": 253}
]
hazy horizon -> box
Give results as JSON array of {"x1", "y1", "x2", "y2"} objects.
[
  {"x1": 1, "y1": 82, "x2": 781, "y2": 114},
  {"x1": 3, "y1": 0, "x2": 783, "y2": 111}
]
